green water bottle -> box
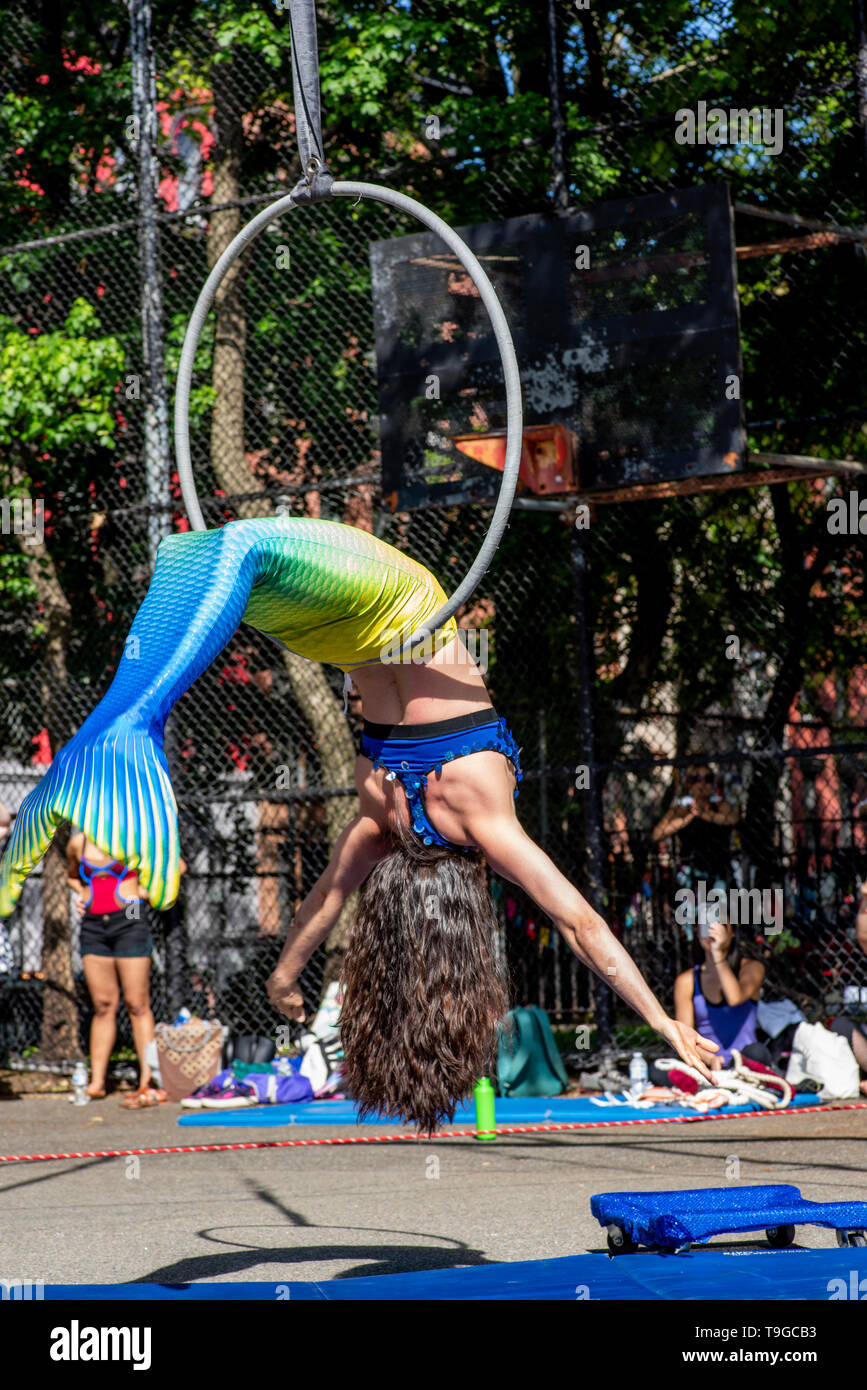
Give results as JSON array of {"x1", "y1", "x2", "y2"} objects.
[{"x1": 474, "y1": 1077, "x2": 497, "y2": 1142}]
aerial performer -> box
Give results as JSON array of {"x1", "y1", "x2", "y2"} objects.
[{"x1": 0, "y1": 516, "x2": 716, "y2": 1129}]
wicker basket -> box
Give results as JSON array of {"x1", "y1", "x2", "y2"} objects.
[{"x1": 154, "y1": 1019, "x2": 224, "y2": 1102}]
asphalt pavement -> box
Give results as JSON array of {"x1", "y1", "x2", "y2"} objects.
[{"x1": 1, "y1": 1096, "x2": 864, "y2": 1286}]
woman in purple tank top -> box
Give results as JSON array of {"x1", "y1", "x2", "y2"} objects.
[{"x1": 674, "y1": 915, "x2": 765, "y2": 1068}]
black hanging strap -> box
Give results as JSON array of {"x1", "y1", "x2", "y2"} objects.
[{"x1": 288, "y1": 0, "x2": 333, "y2": 201}]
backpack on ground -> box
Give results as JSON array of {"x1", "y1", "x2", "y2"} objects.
[{"x1": 497, "y1": 1005, "x2": 569, "y2": 1098}]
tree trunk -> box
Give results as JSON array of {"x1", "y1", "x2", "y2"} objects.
[
  {"x1": 208, "y1": 59, "x2": 255, "y2": 516},
  {"x1": 599, "y1": 504, "x2": 674, "y2": 761},
  {"x1": 744, "y1": 486, "x2": 837, "y2": 878},
  {"x1": 39, "y1": 830, "x2": 80, "y2": 1059},
  {"x1": 280, "y1": 650, "x2": 360, "y2": 952},
  {"x1": 11, "y1": 468, "x2": 80, "y2": 1058},
  {"x1": 257, "y1": 800, "x2": 288, "y2": 936}
]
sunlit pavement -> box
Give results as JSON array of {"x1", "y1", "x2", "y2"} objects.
[{"x1": 0, "y1": 1095, "x2": 863, "y2": 1286}]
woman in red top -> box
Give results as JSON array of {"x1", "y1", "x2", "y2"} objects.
[{"x1": 67, "y1": 830, "x2": 164, "y2": 1103}]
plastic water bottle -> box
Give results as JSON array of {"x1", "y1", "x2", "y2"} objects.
[
  {"x1": 71, "y1": 1061, "x2": 89, "y2": 1106},
  {"x1": 174, "y1": 1006, "x2": 192, "y2": 1025},
  {"x1": 628, "y1": 1052, "x2": 648, "y2": 1100}
]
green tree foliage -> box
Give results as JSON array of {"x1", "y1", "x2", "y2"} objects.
[{"x1": 0, "y1": 299, "x2": 124, "y2": 739}]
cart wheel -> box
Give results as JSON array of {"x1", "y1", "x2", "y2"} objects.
[
  {"x1": 836, "y1": 1229, "x2": 867, "y2": 1247},
  {"x1": 607, "y1": 1225, "x2": 638, "y2": 1255},
  {"x1": 765, "y1": 1224, "x2": 796, "y2": 1248}
]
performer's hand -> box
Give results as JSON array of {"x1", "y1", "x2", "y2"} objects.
[
  {"x1": 266, "y1": 971, "x2": 306, "y2": 1023},
  {"x1": 659, "y1": 1016, "x2": 718, "y2": 1081},
  {"x1": 74, "y1": 895, "x2": 87, "y2": 918}
]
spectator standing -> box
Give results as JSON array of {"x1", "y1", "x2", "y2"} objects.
[{"x1": 67, "y1": 828, "x2": 183, "y2": 1105}]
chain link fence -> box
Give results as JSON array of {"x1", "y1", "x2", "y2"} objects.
[{"x1": 1, "y1": 0, "x2": 866, "y2": 1065}]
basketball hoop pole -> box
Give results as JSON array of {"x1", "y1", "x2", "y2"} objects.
[{"x1": 545, "y1": 0, "x2": 609, "y2": 1038}]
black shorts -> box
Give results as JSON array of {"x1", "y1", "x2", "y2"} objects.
[{"x1": 79, "y1": 909, "x2": 153, "y2": 959}]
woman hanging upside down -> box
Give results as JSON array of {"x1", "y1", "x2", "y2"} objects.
[{"x1": 0, "y1": 516, "x2": 716, "y2": 1128}]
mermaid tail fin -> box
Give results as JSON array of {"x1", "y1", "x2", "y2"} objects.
[
  {"x1": 0, "y1": 717, "x2": 181, "y2": 915},
  {"x1": 0, "y1": 522, "x2": 270, "y2": 917}
]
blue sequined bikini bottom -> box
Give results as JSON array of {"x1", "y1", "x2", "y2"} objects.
[{"x1": 361, "y1": 707, "x2": 524, "y2": 851}]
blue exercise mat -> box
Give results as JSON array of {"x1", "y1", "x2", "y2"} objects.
[
  {"x1": 176, "y1": 1091, "x2": 823, "y2": 1128},
  {"x1": 43, "y1": 1247, "x2": 867, "y2": 1301},
  {"x1": 591, "y1": 1184, "x2": 867, "y2": 1250}
]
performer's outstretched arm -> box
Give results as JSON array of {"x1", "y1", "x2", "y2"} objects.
[
  {"x1": 266, "y1": 811, "x2": 391, "y2": 1022},
  {"x1": 464, "y1": 802, "x2": 718, "y2": 1079}
]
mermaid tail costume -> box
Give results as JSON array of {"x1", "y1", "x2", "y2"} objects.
[{"x1": 0, "y1": 516, "x2": 521, "y2": 913}]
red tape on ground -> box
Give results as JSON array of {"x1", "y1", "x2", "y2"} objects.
[{"x1": 0, "y1": 1101, "x2": 864, "y2": 1164}]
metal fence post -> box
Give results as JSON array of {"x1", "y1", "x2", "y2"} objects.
[
  {"x1": 571, "y1": 523, "x2": 614, "y2": 1045},
  {"x1": 854, "y1": 0, "x2": 867, "y2": 212},
  {"x1": 130, "y1": 0, "x2": 171, "y2": 567}
]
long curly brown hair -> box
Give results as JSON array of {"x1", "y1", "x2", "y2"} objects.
[{"x1": 340, "y1": 823, "x2": 508, "y2": 1133}]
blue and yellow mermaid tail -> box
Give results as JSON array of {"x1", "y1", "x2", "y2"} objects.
[
  {"x1": 0, "y1": 719, "x2": 181, "y2": 916},
  {"x1": 0, "y1": 518, "x2": 456, "y2": 914},
  {"x1": 0, "y1": 524, "x2": 250, "y2": 915}
]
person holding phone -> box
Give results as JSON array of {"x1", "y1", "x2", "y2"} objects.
[
  {"x1": 652, "y1": 764, "x2": 739, "y2": 886},
  {"x1": 673, "y1": 913, "x2": 765, "y2": 1068}
]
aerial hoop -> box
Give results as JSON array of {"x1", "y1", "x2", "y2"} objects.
[
  {"x1": 174, "y1": 0, "x2": 522, "y2": 658},
  {"x1": 174, "y1": 181, "x2": 523, "y2": 658}
]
